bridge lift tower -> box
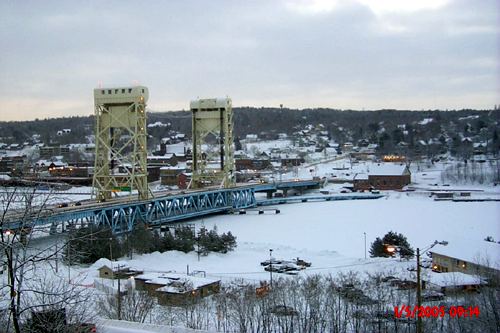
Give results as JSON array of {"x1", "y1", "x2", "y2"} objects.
[
  {"x1": 190, "y1": 97, "x2": 235, "y2": 189},
  {"x1": 92, "y1": 86, "x2": 150, "y2": 201}
]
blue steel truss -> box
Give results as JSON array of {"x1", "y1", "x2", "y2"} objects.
[{"x1": 4, "y1": 187, "x2": 256, "y2": 234}]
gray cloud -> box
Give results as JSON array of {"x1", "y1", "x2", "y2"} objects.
[{"x1": 0, "y1": 0, "x2": 498, "y2": 120}]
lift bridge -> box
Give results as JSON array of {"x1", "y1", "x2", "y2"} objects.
[
  {"x1": 2, "y1": 180, "x2": 324, "y2": 234},
  {"x1": 3, "y1": 187, "x2": 257, "y2": 234},
  {"x1": 2, "y1": 88, "x2": 325, "y2": 235}
]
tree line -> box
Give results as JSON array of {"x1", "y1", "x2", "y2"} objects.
[
  {"x1": 66, "y1": 223, "x2": 237, "y2": 264},
  {"x1": 1, "y1": 108, "x2": 498, "y2": 158}
]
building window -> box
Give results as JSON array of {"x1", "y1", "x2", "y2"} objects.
[
  {"x1": 142, "y1": 89, "x2": 145, "y2": 93},
  {"x1": 128, "y1": 88, "x2": 132, "y2": 93},
  {"x1": 108, "y1": 90, "x2": 112, "y2": 94},
  {"x1": 101, "y1": 90, "x2": 105, "y2": 95},
  {"x1": 115, "y1": 89, "x2": 118, "y2": 94},
  {"x1": 122, "y1": 89, "x2": 125, "y2": 93}
]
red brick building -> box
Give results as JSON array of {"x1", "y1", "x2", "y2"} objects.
[{"x1": 354, "y1": 164, "x2": 411, "y2": 191}]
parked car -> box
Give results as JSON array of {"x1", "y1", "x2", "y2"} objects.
[
  {"x1": 293, "y1": 258, "x2": 312, "y2": 267},
  {"x1": 264, "y1": 262, "x2": 302, "y2": 273},
  {"x1": 57, "y1": 203, "x2": 68, "y2": 208},
  {"x1": 260, "y1": 258, "x2": 286, "y2": 266},
  {"x1": 73, "y1": 201, "x2": 82, "y2": 207}
]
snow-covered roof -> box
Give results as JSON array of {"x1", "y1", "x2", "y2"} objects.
[
  {"x1": 95, "y1": 258, "x2": 131, "y2": 271},
  {"x1": 425, "y1": 272, "x2": 483, "y2": 287},
  {"x1": 418, "y1": 118, "x2": 433, "y2": 125},
  {"x1": 430, "y1": 240, "x2": 500, "y2": 271},
  {"x1": 148, "y1": 154, "x2": 175, "y2": 160},
  {"x1": 136, "y1": 272, "x2": 219, "y2": 294},
  {"x1": 148, "y1": 121, "x2": 169, "y2": 128},
  {"x1": 160, "y1": 166, "x2": 185, "y2": 170},
  {"x1": 165, "y1": 142, "x2": 188, "y2": 154},
  {"x1": 354, "y1": 173, "x2": 369, "y2": 180},
  {"x1": 458, "y1": 115, "x2": 479, "y2": 121},
  {"x1": 367, "y1": 163, "x2": 409, "y2": 176}
]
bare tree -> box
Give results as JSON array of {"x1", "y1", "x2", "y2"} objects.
[
  {"x1": 97, "y1": 289, "x2": 156, "y2": 323},
  {"x1": 1, "y1": 187, "x2": 93, "y2": 332}
]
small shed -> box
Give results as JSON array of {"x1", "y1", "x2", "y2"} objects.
[{"x1": 98, "y1": 263, "x2": 143, "y2": 280}]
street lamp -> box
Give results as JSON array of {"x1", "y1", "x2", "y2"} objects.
[
  {"x1": 385, "y1": 240, "x2": 448, "y2": 333},
  {"x1": 269, "y1": 249, "x2": 273, "y2": 289},
  {"x1": 416, "y1": 241, "x2": 447, "y2": 333}
]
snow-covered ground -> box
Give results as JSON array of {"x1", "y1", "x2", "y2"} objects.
[
  {"x1": 72, "y1": 193, "x2": 499, "y2": 286},
  {"x1": 3, "y1": 157, "x2": 499, "y2": 332}
]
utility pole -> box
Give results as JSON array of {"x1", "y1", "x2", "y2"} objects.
[
  {"x1": 117, "y1": 265, "x2": 122, "y2": 320},
  {"x1": 269, "y1": 249, "x2": 273, "y2": 289},
  {"x1": 364, "y1": 232, "x2": 367, "y2": 259},
  {"x1": 67, "y1": 239, "x2": 71, "y2": 282},
  {"x1": 416, "y1": 248, "x2": 422, "y2": 333},
  {"x1": 55, "y1": 243, "x2": 58, "y2": 273}
]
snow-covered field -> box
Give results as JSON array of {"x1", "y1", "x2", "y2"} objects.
[
  {"x1": 73, "y1": 193, "x2": 499, "y2": 287},
  {"x1": 10, "y1": 158, "x2": 499, "y2": 284}
]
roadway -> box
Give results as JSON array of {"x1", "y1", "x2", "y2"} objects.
[{"x1": 2, "y1": 179, "x2": 321, "y2": 233}]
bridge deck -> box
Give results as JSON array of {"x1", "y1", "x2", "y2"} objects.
[{"x1": 2, "y1": 180, "x2": 323, "y2": 234}]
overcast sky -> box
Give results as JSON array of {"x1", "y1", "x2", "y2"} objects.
[{"x1": 0, "y1": 0, "x2": 498, "y2": 121}]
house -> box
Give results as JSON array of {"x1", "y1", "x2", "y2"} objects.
[
  {"x1": 160, "y1": 166, "x2": 187, "y2": 186},
  {"x1": 278, "y1": 154, "x2": 304, "y2": 167},
  {"x1": 177, "y1": 172, "x2": 191, "y2": 189},
  {"x1": 147, "y1": 154, "x2": 178, "y2": 167},
  {"x1": 0, "y1": 155, "x2": 26, "y2": 174},
  {"x1": 342, "y1": 142, "x2": 354, "y2": 152},
  {"x1": 49, "y1": 165, "x2": 89, "y2": 178},
  {"x1": 98, "y1": 263, "x2": 143, "y2": 279},
  {"x1": 235, "y1": 158, "x2": 272, "y2": 171},
  {"x1": 147, "y1": 166, "x2": 161, "y2": 182},
  {"x1": 245, "y1": 134, "x2": 258, "y2": 142},
  {"x1": 353, "y1": 163, "x2": 411, "y2": 191},
  {"x1": 39, "y1": 146, "x2": 70, "y2": 159},
  {"x1": 429, "y1": 240, "x2": 500, "y2": 280},
  {"x1": 134, "y1": 272, "x2": 220, "y2": 306},
  {"x1": 423, "y1": 272, "x2": 484, "y2": 294}
]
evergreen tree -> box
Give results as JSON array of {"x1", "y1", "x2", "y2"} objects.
[
  {"x1": 369, "y1": 237, "x2": 388, "y2": 258},
  {"x1": 129, "y1": 222, "x2": 154, "y2": 254},
  {"x1": 369, "y1": 231, "x2": 414, "y2": 259},
  {"x1": 162, "y1": 231, "x2": 176, "y2": 251},
  {"x1": 66, "y1": 225, "x2": 123, "y2": 264},
  {"x1": 221, "y1": 231, "x2": 237, "y2": 252}
]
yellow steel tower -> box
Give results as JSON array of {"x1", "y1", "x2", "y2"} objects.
[
  {"x1": 190, "y1": 97, "x2": 235, "y2": 188},
  {"x1": 92, "y1": 86, "x2": 150, "y2": 201}
]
